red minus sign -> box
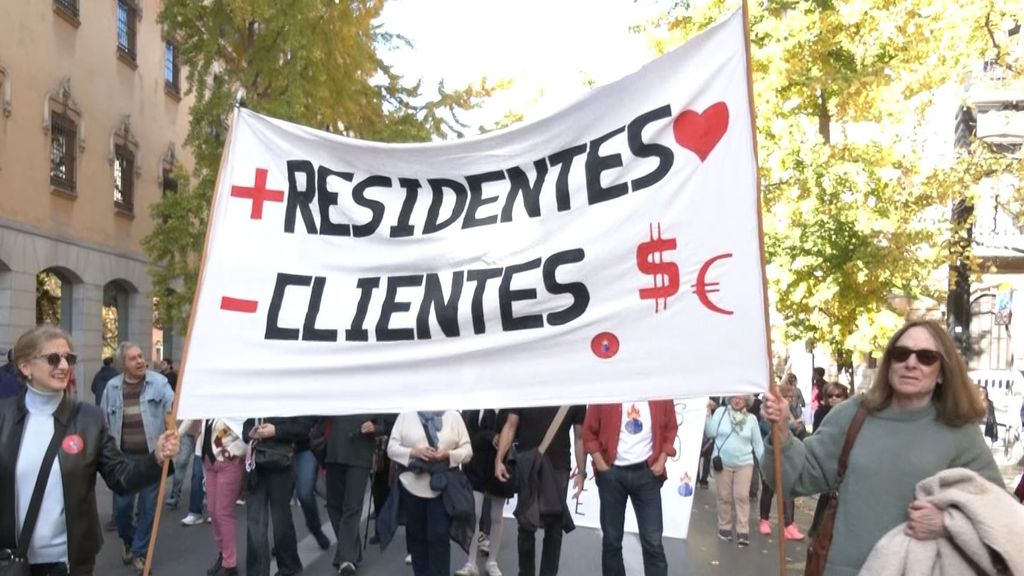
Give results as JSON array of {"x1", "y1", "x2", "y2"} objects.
[{"x1": 220, "y1": 297, "x2": 258, "y2": 313}]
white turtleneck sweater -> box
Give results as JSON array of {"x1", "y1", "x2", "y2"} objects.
[{"x1": 16, "y1": 384, "x2": 68, "y2": 564}]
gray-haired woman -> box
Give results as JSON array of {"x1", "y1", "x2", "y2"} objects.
[{"x1": 704, "y1": 395, "x2": 764, "y2": 547}]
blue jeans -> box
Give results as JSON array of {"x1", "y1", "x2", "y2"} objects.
[
  {"x1": 293, "y1": 448, "x2": 322, "y2": 532},
  {"x1": 402, "y1": 485, "x2": 450, "y2": 576},
  {"x1": 596, "y1": 463, "x2": 667, "y2": 576},
  {"x1": 114, "y1": 469, "x2": 160, "y2": 558},
  {"x1": 169, "y1": 432, "x2": 196, "y2": 503},
  {"x1": 189, "y1": 455, "x2": 205, "y2": 515}
]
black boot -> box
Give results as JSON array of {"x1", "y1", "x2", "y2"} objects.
[
  {"x1": 206, "y1": 554, "x2": 223, "y2": 576},
  {"x1": 312, "y1": 528, "x2": 330, "y2": 550}
]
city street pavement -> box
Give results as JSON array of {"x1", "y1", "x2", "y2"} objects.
[{"x1": 94, "y1": 471, "x2": 815, "y2": 576}]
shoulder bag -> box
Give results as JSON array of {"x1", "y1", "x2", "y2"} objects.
[
  {"x1": 711, "y1": 409, "x2": 734, "y2": 472},
  {"x1": 250, "y1": 418, "x2": 294, "y2": 471},
  {"x1": 0, "y1": 405, "x2": 76, "y2": 576},
  {"x1": 804, "y1": 405, "x2": 869, "y2": 576},
  {"x1": 505, "y1": 406, "x2": 569, "y2": 492}
]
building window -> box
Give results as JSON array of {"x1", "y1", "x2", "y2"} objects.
[
  {"x1": 50, "y1": 112, "x2": 77, "y2": 192},
  {"x1": 161, "y1": 168, "x2": 178, "y2": 196},
  {"x1": 114, "y1": 144, "x2": 134, "y2": 212},
  {"x1": 117, "y1": 1, "x2": 137, "y2": 62},
  {"x1": 53, "y1": 0, "x2": 80, "y2": 23},
  {"x1": 164, "y1": 41, "x2": 180, "y2": 95}
]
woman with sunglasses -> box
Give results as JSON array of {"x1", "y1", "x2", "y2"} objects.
[
  {"x1": 761, "y1": 319, "x2": 1002, "y2": 575},
  {"x1": 0, "y1": 325, "x2": 180, "y2": 575},
  {"x1": 811, "y1": 382, "x2": 849, "y2": 432}
]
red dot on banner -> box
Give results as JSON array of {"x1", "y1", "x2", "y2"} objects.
[
  {"x1": 591, "y1": 332, "x2": 620, "y2": 359},
  {"x1": 62, "y1": 434, "x2": 84, "y2": 455}
]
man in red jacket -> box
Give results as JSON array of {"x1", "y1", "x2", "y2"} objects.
[{"x1": 579, "y1": 401, "x2": 677, "y2": 576}]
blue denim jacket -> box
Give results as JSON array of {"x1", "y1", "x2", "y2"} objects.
[{"x1": 100, "y1": 370, "x2": 174, "y2": 452}]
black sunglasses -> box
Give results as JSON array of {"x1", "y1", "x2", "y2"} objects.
[
  {"x1": 890, "y1": 346, "x2": 941, "y2": 366},
  {"x1": 33, "y1": 352, "x2": 78, "y2": 368}
]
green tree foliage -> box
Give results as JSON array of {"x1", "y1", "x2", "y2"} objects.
[
  {"x1": 144, "y1": 0, "x2": 496, "y2": 330},
  {"x1": 653, "y1": 0, "x2": 1023, "y2": 371}
]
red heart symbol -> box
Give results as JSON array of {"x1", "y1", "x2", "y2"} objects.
[{"x1": 673, "y1": 102, "x2": 729, "y2": 162}]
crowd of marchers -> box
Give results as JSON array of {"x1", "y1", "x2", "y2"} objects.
[{"x1": 1, "y1": 320, "x2": 1023, "y2": 576}]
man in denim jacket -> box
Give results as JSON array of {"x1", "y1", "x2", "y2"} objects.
[{"x1": 100, "y1": 342, "x2": 174, "y2": 573}]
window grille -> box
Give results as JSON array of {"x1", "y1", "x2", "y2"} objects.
[
  {"x1": 114, "y1": 144, "x2": 134, "y2": 212},
  {"x1": 53, "y1": 0, "x2": 79, "y2": 20},
  {"x1": 117, "y1": 1, "x2": 137, "y2": 62},
  {"x1": 164, "y1": 41, "x2": 180, "y2": 93},
  {"x1": 49, "y1": 112, "x2": 77, "y2": 191}
]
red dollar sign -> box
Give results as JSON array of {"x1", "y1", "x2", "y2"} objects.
[{"x1": 636, "y1": 223, "x2": 680, "y2": 313}]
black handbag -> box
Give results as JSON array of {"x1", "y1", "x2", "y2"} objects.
[
  {"x1": 501, "y1": 442, "x2": 519, "y2": 491},
  {"x1": 252, "y1": 440, "x2": 294, "y2": 470},
  {"x1": 1, "y1": 406, "x2": 74, "y2": 576}
]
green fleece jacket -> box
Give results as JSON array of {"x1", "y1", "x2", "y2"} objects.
[{"x1": 762, "y1": 396, "x2": 1003, "y2": 576}]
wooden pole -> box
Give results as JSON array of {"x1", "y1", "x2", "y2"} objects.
[
  {"x1": 739, "y1": 1, "x2": 786, "y2": 575},
  {"x1": 142, "y1": 106, "x2": 241, "y2": 576}
]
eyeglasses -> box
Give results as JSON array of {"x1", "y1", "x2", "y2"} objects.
[
  {"x1": 890, "y1": 346, "x2": 941, "y2": 366},
  {"x1": 32, "y1": 352, "x2": 77, "y2": 368}
]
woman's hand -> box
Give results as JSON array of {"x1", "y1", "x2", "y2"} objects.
[
  {"x1": 761, "y1": 391, "x2": 792, "y2": 427},
  {"x1": 410, "y1": 446, "x2": 435, "y2": 461},
  {"x1": 154, "y1": 430, "x2": 180, "y2": 465},
  {"x1": 905, "y1": 500, "x2": 946, "y2": 540},
  {"x1": 249, "y1": 423, "x2": 277, "y2": 440},
  {"x1": 431, "y1": 447, "x2": 450, "y2": 463}
]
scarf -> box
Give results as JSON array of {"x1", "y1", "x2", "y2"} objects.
[
  {"x1": 728, "y1": 406, "x2": 749, "y2": 430},
  {"x1": 418, "y1": 411, "x2": 444, "y2": 448}
]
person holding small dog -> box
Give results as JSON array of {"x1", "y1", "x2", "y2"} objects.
[{"x1": 704, "y1": 395, "x2": 764, "y2": 547}]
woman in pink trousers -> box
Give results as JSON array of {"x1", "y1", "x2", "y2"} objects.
[{"x1": 195, "y1": 418, "x2": 248, "y2": 576}]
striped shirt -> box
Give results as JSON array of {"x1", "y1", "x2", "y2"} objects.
[{"x1": 120, "y1": 379, "x2": 148, "y2": 455}]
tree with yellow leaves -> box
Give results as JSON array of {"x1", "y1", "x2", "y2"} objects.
[{"x1": 652, "y1": 0, "x2": 1024, "y2": 375}]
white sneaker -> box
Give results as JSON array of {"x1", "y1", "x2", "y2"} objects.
[
  {"x1": 478, "y1": 533, "x2": 491, "y2": 555},
  {"x1": 180, "y1": 513, "x2": 204, "y2": 526},
  {"x1": 454, "y1": 563, "x2": 479, "y2": 576},
  {"x1": 404, "y1": 554, "x2": 412, "y2": 565},
  {"x1": 484, "y1": 561, "x2": 503, "y2": 576}
]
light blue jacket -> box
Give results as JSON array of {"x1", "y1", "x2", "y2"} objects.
[
  {"x1": 100, "y1": 370, "x2": 174, "y2": 452},
  {"x1": 704, "y1": 406, "x2": 764, "y2": 468}
]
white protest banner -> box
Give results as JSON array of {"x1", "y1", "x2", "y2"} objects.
[
  {"x1": 502, "y1": 398, "x2": 707, "y2": 539},
  {"x1": 178, "y1": 10, "x2": 768, "y2": 418}
]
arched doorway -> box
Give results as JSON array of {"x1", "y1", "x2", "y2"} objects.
[
  {"x1": 36, "y1": 268, "x2": 75, "y2": 332},
  {"x1": 102, "y1": 279, "x2": 137, "y2": 358}
]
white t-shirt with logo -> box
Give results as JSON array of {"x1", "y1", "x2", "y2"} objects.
[{"x1": 614, "y1": 401, "x2": 653, "y2": 466}]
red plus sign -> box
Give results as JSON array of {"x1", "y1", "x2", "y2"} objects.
[{"x1": 230, "y1": 168, "x2": 284, "y2": 220}]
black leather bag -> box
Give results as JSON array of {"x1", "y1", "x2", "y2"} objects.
[
  {"x1": 0, "y1": 548, "x2": 29, "y2": 576},
  {"x1": 502, "y1": 443, "x2": 519, "y2": 492},
  {"x1": 711, "y1": 455, "x2": 724, "y2": 472},
  {"x1": 253, "y1": 441, "x2": 294, "y2": 470}
]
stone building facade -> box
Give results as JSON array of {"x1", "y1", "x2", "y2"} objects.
[{"x1": 0, "y1": 0, "x2": 191, "y2": 399}]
